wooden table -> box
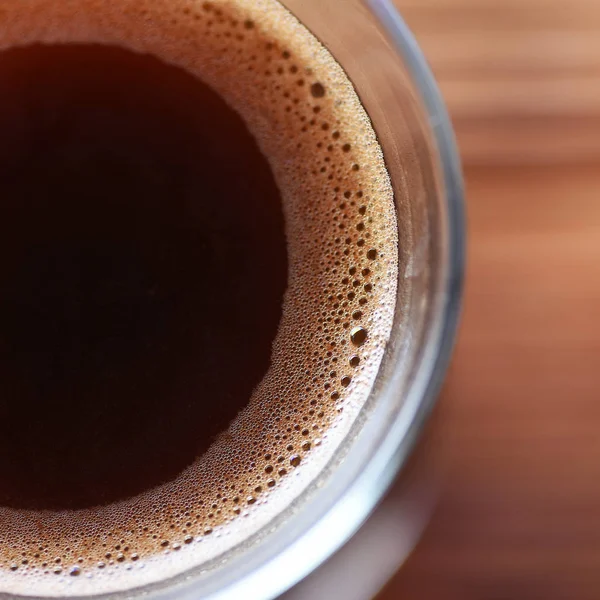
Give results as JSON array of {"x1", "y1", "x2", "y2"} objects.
[
  {"x1": 397, "y1": 0, "x2": 600, "y2": 165},
  {"x1": 378, "y1": 164, "x2": 600, "y2": 598},
  {"x1": 373, "y1": 1, "x2": 600, "y2": 596}
]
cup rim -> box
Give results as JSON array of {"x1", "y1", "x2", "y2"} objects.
[{"x1": 136, "y1": 2, "x2": 465, "y2": 599}]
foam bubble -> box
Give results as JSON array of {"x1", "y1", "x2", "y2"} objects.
[{"x1": 0, "y1": 0, "x2": 397, "y2": 595}]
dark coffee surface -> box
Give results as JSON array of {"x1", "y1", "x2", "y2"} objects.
[{"x1": 0, "y1": 44, "x2": 287, "y2": 511}]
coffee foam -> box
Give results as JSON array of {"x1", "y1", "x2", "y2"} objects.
[{"x1": 0, "y1": 0, "x2": 398, "y2": 595}]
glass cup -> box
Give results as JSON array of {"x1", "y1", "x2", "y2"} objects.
[
  {"x1": 2, "y1": 0, "x2": 464, "y2": 598},
  {"x1": 151, "y1": 1, "x2": 465, "y2": 598}
]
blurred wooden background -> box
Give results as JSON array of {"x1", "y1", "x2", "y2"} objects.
[
  {"x1": 379, "y1": 1, "x2": 600, "y2": 598},
  {"x1": 399, "y1": 0, "x2": 600, "y2": 165}
]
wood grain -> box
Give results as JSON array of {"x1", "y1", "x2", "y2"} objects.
[
  {"x1": 396, "y1": 0, "x2": 600, "y2": 164},
  {"x1": 378, "y1": 162, "x2": 600, "y2": 599}
]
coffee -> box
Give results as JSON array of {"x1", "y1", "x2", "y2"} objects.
[
  {"x1": 0, "y1": 43, "x2": 287, "y2": 512},
  {"x1": 0, "y1": 0, "x2": 398, "y2": 596}
]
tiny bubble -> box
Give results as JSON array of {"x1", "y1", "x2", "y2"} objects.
[
  {"x1": 350, "y1": 327, "x2": 368, "y2": 346},
  {"x1": 311, "y1": 82, "x2": 326, "y2": 98}
]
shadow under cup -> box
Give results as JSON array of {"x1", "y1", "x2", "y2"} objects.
[{"x1": 0, "y1": 0, "x2": 463, "y2": 598}]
